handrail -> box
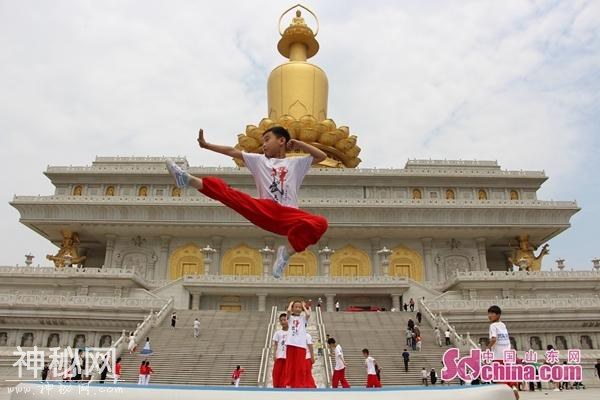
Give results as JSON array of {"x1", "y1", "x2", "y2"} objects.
[
  {"x1": 419, "y1": 298, "x2": 478, "y2": 351},
  {"x1": 315, "y1": 305, "x2": 332, "y2": 387},
  {"x1": 257, "y1": 306, "x2": 278, "y2": 387}
]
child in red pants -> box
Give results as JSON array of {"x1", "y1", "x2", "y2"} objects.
[
  {"x1": 284, "y1": 301, "x2": 310, "y2": 388},
  {"x1": 166, "y1": 127, "x2": 328, "y2": 278},
  {"x1": 271, "y1": 313, "x2": 289, "y2": 388}
]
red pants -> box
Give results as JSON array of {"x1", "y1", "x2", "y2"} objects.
[
  {"x1": 493, "y1": 359, "x2": 517, "y2": 389},
  {"x1": 283, "y1": 345, "x2": 307, "y2": 388},
  {"x1": 272, "y1": 358, "x2": 286, "y2": 388},
  {"x1": 332, "y1": 368, "x2": 351, "y2": 388},
  {"x1": 200, "y1": 177, "x2": 328, "y2": 252},
  {"x1": 366, "y1": 374, "x2": 381, "y2": 388},
  {"x1": 304, "y1": 359, "x2": 316, "y2": 388}
]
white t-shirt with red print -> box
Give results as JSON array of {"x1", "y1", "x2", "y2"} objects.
[
  {"x1": 286, "y1": 314, "x2": 308, "y2": 349},
  {"x1": 272, "y1": 329, "x2": 288, "y2": 359},
  {"x1": 242, "y1": 152, "x2": 313, "y2": 209}
]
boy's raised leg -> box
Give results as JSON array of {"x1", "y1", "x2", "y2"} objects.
[{"x1": 165, "y1": 159, "x2": 203, "y2": 190}]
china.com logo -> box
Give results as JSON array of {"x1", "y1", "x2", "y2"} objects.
[{"x1": 441, "y1": 348, "x2": 582, "y2": 383}]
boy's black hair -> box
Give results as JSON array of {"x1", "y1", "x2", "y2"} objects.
[
  {"x1": 327, "y1": 338, "x2": 336, "y2": 345},
  {"x1": 279, "y1": 313, "x2": 287, "y2": 319},
  {"x1": 487, "y1": 305, "x2": 502, "y2": 315},
  {"x1": 236, "y1": 365, "x2": 241, "y2": 369},
  {"x1": 362, "y1": 348, "x2": 369, "y2": 354},
  {"x1": 263, "y1": 126, "x2": 291, "y2": 143}
]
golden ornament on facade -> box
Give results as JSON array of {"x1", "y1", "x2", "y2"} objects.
[
  {"x1": 46, "y1": 230, "x2": 86, "y2": 268},
  {"x1": 506, "y1": 235, "x2": 549, "y2": 272},
  {"x1": 234, "y1": 5, "x2": 361, "y2": 169}
]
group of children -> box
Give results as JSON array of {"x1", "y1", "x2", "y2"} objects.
[{"x1": 269, "y1": 300, "x2": 381, "y2": 389}]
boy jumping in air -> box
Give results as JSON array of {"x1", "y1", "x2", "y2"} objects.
[{"x1": 166, "y1": 127, "x2": 328, "y2": 278}]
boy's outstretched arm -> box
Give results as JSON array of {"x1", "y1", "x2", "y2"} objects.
[
  {"x1": 288, "y1": 139, "x2": 327, "y2": 164},
  {"x1": 197, "y1": 129, "x2": 243, "y2": 160}
]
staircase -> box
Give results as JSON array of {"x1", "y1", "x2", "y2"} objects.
[
  {"x1": 322, "y1": 311, "x2": 451, "y2": 387},
  {"x1": 119, "y1": 310, "x2": 270, "y2": 386}
]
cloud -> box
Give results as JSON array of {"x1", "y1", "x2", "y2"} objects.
[{"x1": 0, "y1": 0, "x2": 598, "y2": 269}]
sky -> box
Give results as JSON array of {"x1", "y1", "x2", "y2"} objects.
[{"x1": 0, "y1": 0, "x2": 598, "y2": 270}]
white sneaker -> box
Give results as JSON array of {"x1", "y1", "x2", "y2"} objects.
[
  {"x1": 273, "y1": 245, "x2": 290, "y2": 278},
  {"x1": 166, "y1": 159, "x2": 190, "y2": 188}
]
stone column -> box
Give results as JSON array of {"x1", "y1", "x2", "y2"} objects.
[
  {"x1": 211, "y1": 236, "x2": 224, "y2": 275},
  {"x1": 370, "y1": 237, "x2": 381, "y2": 276},
  {"x1": 390, "y1": 294, "x2": 401, "y2": 311},
  {"x1": 319, "y1": 247, "x2": 334, "y2": 277},
  {"x1": 103, "y1": 234, "x2": 116, "y2": 268},
  {"x1": 476, "y1": 238, "x2": 488, "y2": 271},
  {"x1": 191, "y1": 293, "x2": 201, "y2": 310},
  {"x1": 257, "y1": 293, "x2": 267, "y2": 312},
  {"x1": 202, "y1": 245, "x2": 216, "y2": 275},
  {"x1": 377, "y1": 247, "x2": 392, "y2": 276},
  {"x1": 325, "y1": 293, "x2": 336, "y2": 313},
  {"x1": 158, "y1": 235, "x2": 171, "y2": 280},
  {"x1": 421, "y1": 238, "x2": 434, "y2": 282},
  {"x1": 259, "y1": 246, "x2": 275, "y2": 277}
]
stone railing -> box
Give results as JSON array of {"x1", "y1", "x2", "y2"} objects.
[
  {"x1": 45, "y1": 162, "x2": 546, "y2": 178},
  {"x1": 419, "y1": 299, "x2": 478, "y2": 351},
  {"x1": 12, "y1": 195, "x2": 577, "y2": 209},
  {"x1": 0, "y1": 293, "x2": 168, "y2": 310},
  {"x1": 257, "y1": 306, "x2": 278, "y2": 387},
  {"x1": 183, "y1": 274, "x2": 410, "y2": 286},
  {"x1": 425, "y1": 297, "x2": 600, "y2": 312},
  {"x1": 0, "y1": 265, "x2": 145, "y2": 280},
  {"x1": 449, "y1": 269, "x2": 600, "y2": 283}
]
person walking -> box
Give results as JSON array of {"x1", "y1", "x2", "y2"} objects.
[
  {"x1": 402, "y1": 349, "x2": 410, "y2": 372},
  {"x1": 430, "y1": 368, "x2": 438, "y2": 385},
  {"x1": 193, "y1": 318, "x2": 201, "y2": 338},
  {"x1": 434, "y1": 327, "x2": 443, "y2": 347},
  {"x1": 328, "y1": 338, "x2": 350, "y2": 388}
]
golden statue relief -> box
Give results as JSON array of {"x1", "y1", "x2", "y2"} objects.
[
  {"x1": 478, "y1": 190, "x2": 487, "y2": 200},
  {"x1": 446, "y1": 189, "x2": 455, "y2": 200},
  {"x1": 46, "y1": 230, "x2": 86, "y2": 268},
  {"x1": 510, "y1": 190, "x2": 519, "y2": 200},
  {"x1": 506, "y1": 235, "x2": 549, "y2": 272},
  {"x1": 412, "y1": 189, "x2": 422, "y2": 199}
]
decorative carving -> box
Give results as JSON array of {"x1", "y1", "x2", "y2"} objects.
[
  {"x1": 73, "y1": 185, "x2": 83, "y2": 196},
  {"x1": 510, "y1": 190, "x2": 519, "y2": 200},
  {"x1": 221, "y1": 245, "x2": 261, "y2": 276},
  {"x1": 506, "y1": 235, "x2": 549, "y2": 272},
  {"x1": 285, "y1": 250, "x2": 318, "y2": 277},
  {"x1": 105, "y1": 186, "x2": 115, "y2": 196},
  {"x1": 168, "y1": 244, "x2": 204, "y2": 280},
  {"x1": 330, "y1": 245, "x2": 372, "y2": 277},
  {"x1": 171, "y1": 187, "x2": 181, "y2": 197},
  {"x1": 478, "y1": 190, "x2": 487, "y2": 200},
  {"x1": 389, "y1": 245, "x2": 424, "y2": 281},
  {"x1": 46, "y1": 230, "x2": 86, "y2": 268},
  {"x1": 446, "y1": 189, "x2": 455, "y2": 200},
  {"x1": 412, "y1": 189, "x2": 422, "y2": 199},
  {"x1": 132, "y1": 236, "x2": 146, "y2": 247}
]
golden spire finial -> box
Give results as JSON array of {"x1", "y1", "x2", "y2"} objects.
[
  {"x1": 234, "y1": 5, "x2": 362, "y2": 168},
  {"x1": 277, "y1": 4, "x2": 319, "y2": 60}
]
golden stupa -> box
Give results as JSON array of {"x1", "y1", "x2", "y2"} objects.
[{"x1": 234, "y1": 5, "x2": 361, "y2": 168}]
